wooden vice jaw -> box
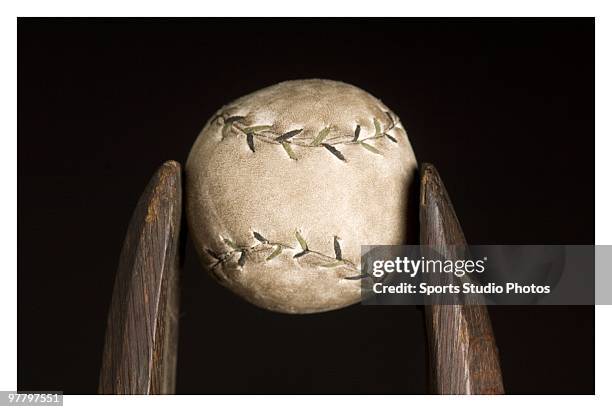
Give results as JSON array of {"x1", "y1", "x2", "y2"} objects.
[
  {"x1": 420, "y1": 164, "x2": 504, "y2": 394},
  {"x1": 98, "y1": 161, "x2": 504, "y2": 395},
  {"x1": 98, "y1": 161, "x2": 181, "y2": 395}
]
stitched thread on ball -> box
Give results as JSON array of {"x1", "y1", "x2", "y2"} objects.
[
  {"x1": 204, "y1": 230, "x2": 362, "y2": 278},
  {"x1": 207, "y1": 111, "x2": 401, "y2": 161}
]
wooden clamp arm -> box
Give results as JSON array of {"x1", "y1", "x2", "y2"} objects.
[
  {"x1": 419, "y1": 163, "x2": 504, "y2": 394},
  {"x1": 98, "y1": 161, "x2": 182, "y2": 394}
]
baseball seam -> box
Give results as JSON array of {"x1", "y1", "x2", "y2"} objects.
[
  {"x1": 204, "y1": 230, "x2": 363, "y2": 278},
  {"x1": 208, "y1": 111, "x2": 402, "y2": 161}
]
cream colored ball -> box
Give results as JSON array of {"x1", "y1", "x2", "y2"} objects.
[{"x1": 186, "y1": 79, "x2": 418, "y2": 313}]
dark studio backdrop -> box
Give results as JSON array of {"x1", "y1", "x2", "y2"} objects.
[{"x1": 18, "y1": 18, "x2": 594, "y2": 394}]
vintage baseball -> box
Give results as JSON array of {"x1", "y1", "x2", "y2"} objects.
[{"x1": 186, "y1": 79, "x2": 418, "y2": 313}]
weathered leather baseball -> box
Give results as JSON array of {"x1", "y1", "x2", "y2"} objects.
[{"x1": 186, "y1": 79, "x2": 418, "y2": 313}]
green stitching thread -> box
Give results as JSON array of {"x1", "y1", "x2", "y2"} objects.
[
  {"x1": 208, "y1": 111, "x2": 400, "y2": 161},
  {"x1": 205, "y1": 230, "x2": 360, "y2": 276}
]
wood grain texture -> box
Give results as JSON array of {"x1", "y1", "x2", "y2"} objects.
[
  {"x1": 419, "y1": 163, "x2": 504, "y2": 394},
  {"x1": 99, "y1": 161, "x2": 182, "y2": 394}
]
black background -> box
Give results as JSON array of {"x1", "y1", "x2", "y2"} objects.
[{"x1": 18, "y1": 18, "x2": 594, "y2": 394}]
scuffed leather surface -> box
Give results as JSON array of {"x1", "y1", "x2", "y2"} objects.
[{"x1": 186, "y1": 79, "x2": 418, "y2": 313}]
